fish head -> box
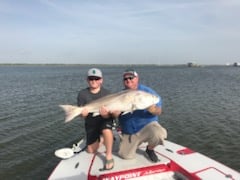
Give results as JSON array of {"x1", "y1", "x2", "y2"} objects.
[{"x1": 133, "y1": 91, "x2": 160, "y2": 110}]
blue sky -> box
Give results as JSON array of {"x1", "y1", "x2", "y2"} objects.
[{"x1": 0, "y1": 0, "x2": 240, "y2": 65}]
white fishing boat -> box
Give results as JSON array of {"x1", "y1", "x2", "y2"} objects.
[{"x1": 48, "y1": 130, "x2": 240, "y2": 180}]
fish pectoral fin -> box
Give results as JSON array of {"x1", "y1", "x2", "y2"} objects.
[
  {"x1": 121, "y1": 105, "x2": 136, "y2": 115},
  {"x1": 92, "y1": 112, "x2": 100, "y2": 117},
  {"x1": 121, "y1": 111, "x2": 130, "y2": 115}
]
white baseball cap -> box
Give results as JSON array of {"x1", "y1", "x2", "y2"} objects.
[
  {"x1": 87, "y1": 68, "x2": 102, "y2": 78},
  {"x1": 123, "y1": 69, "x2": 138, "y2": 77}
]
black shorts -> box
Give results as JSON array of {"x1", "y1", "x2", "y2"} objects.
[{"x1": 85, "y1": 119, "x2": 113, "y2": 145}]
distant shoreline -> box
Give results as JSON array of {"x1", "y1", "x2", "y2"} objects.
[
  {"x1": 0, "y1": 63, "x2": 183, "y2": 67},
  {"x1": 0, "y1": 63, "x2": 229, "y2": 67}
]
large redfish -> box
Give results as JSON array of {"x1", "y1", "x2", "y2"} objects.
[{"x1": 60, "y1": 90, "x2": 160, "y2": 122}]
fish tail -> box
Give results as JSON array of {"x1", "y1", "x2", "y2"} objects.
[{"x1": 59, "y1": 105, "x2": 82, "y2": 123}]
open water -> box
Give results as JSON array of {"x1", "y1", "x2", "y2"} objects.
[{"x1": 0, "y1": 65, "x2": 239, "y2": 180}]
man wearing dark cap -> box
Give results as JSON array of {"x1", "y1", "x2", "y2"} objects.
[
  {"x1": 113, "y1": 69, "x2": 167, "y2": 162},
  {"x1": 77, "y1": 68, "x2": 114, "y2": 171}
]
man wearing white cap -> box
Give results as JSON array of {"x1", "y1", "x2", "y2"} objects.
[{"x1": 77, "y1": 68, "x2": 114, "y2": 171}]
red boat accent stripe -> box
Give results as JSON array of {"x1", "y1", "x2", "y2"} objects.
[
  {"x1": 88, "y1": 154, "x2": 98, "y2": 180},
  {"x1": 177, "y1": 148, "x2": 195, "y2": 155},
  {"x1": 98, "y1": 163, "x2": 172, "y2": 180}
]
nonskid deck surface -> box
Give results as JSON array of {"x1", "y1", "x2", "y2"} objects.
[
  {"x1": 90, "y1": 145, "x2": 172, "y2": 177},
  {"x1": 88, "y1": 131, "x2": 181, "y2": 179}
]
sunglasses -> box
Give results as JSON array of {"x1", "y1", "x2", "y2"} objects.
[
  {"x1": 123, "y1": 76, "x2": 135, "y2": 81},
  {"x1": 88, "y1": 76, "x2": 101, "y2": 81}
]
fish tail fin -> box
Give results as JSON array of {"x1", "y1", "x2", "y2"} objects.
[{"x1": 59, "y1": 105, "x2": 82, "y2": 123}]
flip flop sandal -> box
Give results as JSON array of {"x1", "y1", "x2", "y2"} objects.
[{"x1": 99, "y1": 159, "x2": 114, "y2": 171}]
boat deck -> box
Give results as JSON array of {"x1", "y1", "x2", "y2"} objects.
[
  {"x1": 49, "y1": 132, "x2": 185, "y2": 180},
  {"x1": 49, "y1": 131, "x2": 240, "y2": 180}
]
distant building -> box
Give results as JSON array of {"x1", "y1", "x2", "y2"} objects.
[
  {"x1": 233, "y1": 62, "x2": 240, "y2": 67},
  {"x1": 187, "y1": 62, "x2": 200, "y2": 67}
]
